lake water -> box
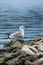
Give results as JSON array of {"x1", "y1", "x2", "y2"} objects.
[{"x1": 0, "y1": 0, "x2": 43, "y2": 48}]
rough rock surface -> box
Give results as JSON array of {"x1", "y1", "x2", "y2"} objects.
[{"x1": 0, "y1": 37, "x2": 43, "y2": 65}]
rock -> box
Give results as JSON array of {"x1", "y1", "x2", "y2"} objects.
[
  {"x1": 21, "y1": 45, "x2": 35, "y2": 55},
  {"x1": 11, "y1": 40, "x2": 23, "y2": 48},
  {"x1": 0, "y1": 49, "x2": 7, "y2": 53},
  {"x1": 4, "y1": 40, "x2": 16, "y2": 49},
  {"x1": 0, "y1": 63, "x2": 8, "y2": 65},
  {"x1": 38, "y1": 44, "x2": 43, "y2": 51},
  {"x1": 34, "y1": 37, "x2": 42, "y2": 42},
  {"x1": 0, "y1": 37, "x2": 43, "y2": 65},
  {"x1": 0, "y1": 58, "x2": 4, "y2": 63}
]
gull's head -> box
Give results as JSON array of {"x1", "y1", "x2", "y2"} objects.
[{"x1": 19, "y1": 25, "x2": 25, "y2": 31}]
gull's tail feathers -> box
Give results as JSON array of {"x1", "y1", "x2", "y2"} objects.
[{"x1": 5, "y1": 33, "x2": 10, "y2": 39}]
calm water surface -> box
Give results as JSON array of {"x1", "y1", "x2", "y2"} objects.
[{"x1": 0, "y1": 0, "x2": 43, "y2": 48}]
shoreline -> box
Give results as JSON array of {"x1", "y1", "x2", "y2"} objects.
[{"x1": 0, "y1": 36, "x2": 43, "y2": 65}]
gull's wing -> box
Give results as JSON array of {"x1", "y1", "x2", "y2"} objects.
[
  {"x1": 9, "y1": 31, "x2": 22, "y2": 38},
  {"x1": 14, "y1": 31, "x2": 22, "y2": 36}
]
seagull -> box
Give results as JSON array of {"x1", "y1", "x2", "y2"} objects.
[{"x1": 6, "y1": 26, "x2": 25, "y2": 40}]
